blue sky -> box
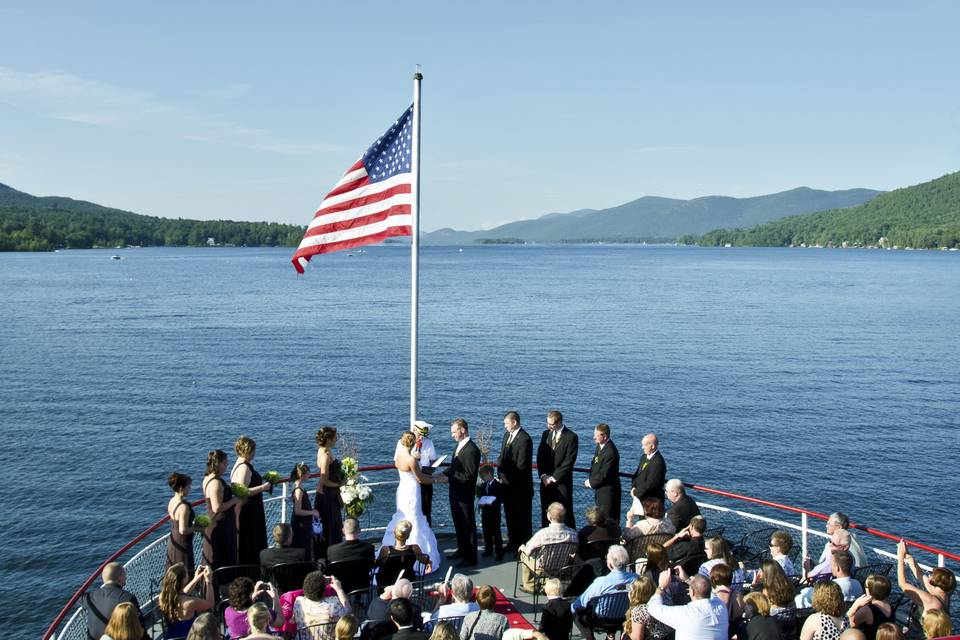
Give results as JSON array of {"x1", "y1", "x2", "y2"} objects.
[{"x1": 0, "y1": 2, "x2": 957, "y2": 231}]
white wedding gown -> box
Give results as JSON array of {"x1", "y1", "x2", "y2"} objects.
[{"x1": 379, "y1": 467, "x2": 442, "y2": 574}]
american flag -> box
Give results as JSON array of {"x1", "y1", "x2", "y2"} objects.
[{"x1": 292, "y1": 105, "x2": 414, "y2": 273}]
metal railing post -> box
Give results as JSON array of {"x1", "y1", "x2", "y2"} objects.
[
  {"x1": 938, "y1": 553, "x2": 945, "y2": 568},
  {"x1": 281, "y1": 482, "x2": 288, "y2": 523},
  {"x1": 801, "y1": 512, "x2": 809, "y2": 576}
]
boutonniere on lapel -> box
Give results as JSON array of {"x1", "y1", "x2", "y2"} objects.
[
  {"x1": 593, "y1": 455, "x2": 600, "y2": 464},
  {"x1": 641, "y1": 460, "x2": 649, "y2": 471}
]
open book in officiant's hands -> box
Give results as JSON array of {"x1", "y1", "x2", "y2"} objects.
[{"x1": 431, "y1": 455, "x2": 447, "y2": 468}]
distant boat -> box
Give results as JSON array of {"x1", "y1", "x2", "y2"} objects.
[
  {"x1": 458, "y1": 248, "x2": 463, "y2": 252},
  {"x1": 111, "y1": 255, "x2": 121, "y2": 260}
]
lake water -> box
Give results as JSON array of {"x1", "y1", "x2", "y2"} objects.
[{"x1": 1, "y1": 244, "x2": 958, "y2": 636}]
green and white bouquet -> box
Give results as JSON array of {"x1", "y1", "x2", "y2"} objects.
[
  {"x1": 263, "y1": 470, "x2": 282, "y2": 485},
  {"x1": 231, "y1": 483, "x2": 250, "y2": 500},
  {"x1": 193, "y1": 514, "x2": 212, "y2": 529},
  {"x1": 339, "y1": 456, "x2": 374, "y2": 518}
]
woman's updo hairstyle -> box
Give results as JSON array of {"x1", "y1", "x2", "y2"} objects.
[
  {"x1": 234, "y1": 436, "x2": 256, "y2": 459},
  {"x1": 394, "y1": 519, "x2": 413, "y2": 543},
  {"x1": 291, "y1": 462, "x2": 310, "y2": 481},
  {"x1": 205, "y1": 450, "x2": 227, "y2": 475},
  {"x1": 316, "y1": 427, "x2": 338, "y2": 447},
  {"x1": 400, "y1": 431, "x2": 416, "y2": 451},
  {"x1": 168, "y1": 472, "x2": 191, "y2": 493}
]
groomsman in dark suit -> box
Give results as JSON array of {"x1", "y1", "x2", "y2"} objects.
[
  {"x1": 631, "y1": 433, "x2": 666, "y2": 505},
  {"x1": 584, "y1": 423, "x2": 621, "y2": 522},
  {"x1": 498, "y1": 410, "x2": 533, "y2": 553},
  {"x1": 443, "y1": 417, "x2": 481, "y2": 567},
  {"x1": 536, "y1": 410, "x2": 579, "y2": 528}
]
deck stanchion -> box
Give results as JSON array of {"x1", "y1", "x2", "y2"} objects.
[
  {"x1": 281, "y1": 482, "x2": 288, "y2": 523},
  {"x1": 939, "y1": 553, "x2": 946, "y2": 568},
  {"x1": 801, "y1": 512, "x2": 809, "y2": 577}
]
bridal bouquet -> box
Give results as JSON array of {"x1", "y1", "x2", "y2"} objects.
[{"x1": 339, "y1": 456, "x2": 374, "y2": 518}]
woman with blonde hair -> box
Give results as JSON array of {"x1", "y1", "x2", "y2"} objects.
[
  {"x1": 874, "y1": 623, "x2": 903, "y2": 640},
  {"x1": 623, "y1": 576, "x2": 671, "y2": 640},
  {"x1": 315, "y1": 426, "x2": 344, "y2": 558},
  {"x1": 158, "y1": 563, "x2": 214, "y2": 639},
  {"x1": 335, "y1": 614, "x2": 359, "y2": 640},
  {"x1": 743, "y1": 592, "x2": 780, "y2": 640},
  {"x1": 101, "y1": 602, "x2": 144, "y2": 640},
  {"x1": 202, "y1": 449, "x2": 243, "y2": 570},
  {"x1": 247, "y1": 602, "x2": 282, "y2": 639},
  {"x1": 232, "y1": 435, "x2": 273, "y2": 565},
  {"x1": 799, "y1": 581, "x2": 847, "y2": 640},
  {"x1": 184, "y1": 612, "x2": 221, "y2": 640},
  {"x1": 897, "y1": 541, "x2": 955, "y2": 614},
  {"x1": 429, "y1": 621, "x2": 459, "y2": 640},
  {"x1": 921, "y1": 609, "x2": 952, "y2": 640},
  {"x1": 377, "y1": 519, "x2": 432, "y2": 582}
]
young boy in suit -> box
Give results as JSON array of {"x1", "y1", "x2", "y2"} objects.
[{"x1": 478, "y1": 464, "x2": 504, "y2": 560}]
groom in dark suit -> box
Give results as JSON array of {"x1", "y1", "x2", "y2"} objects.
[
  {"x1": 585, "y1": 423, "x2": 621, "y2": 522},
  {"x1": 536, "y1": 410, "x2": 579, "y2": 528},
  {"x1": 497, "y1": 410, "x2": 533, "y2": 553},
  {"x1": 443, "y1": 417, "x2": 480, "y2": 567}
]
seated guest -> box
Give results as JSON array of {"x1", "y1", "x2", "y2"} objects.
[
  {"x1": 799, "y1": 582, "x2": 847, "y2": 640},
  {"x1": 518, "y1": 502, "x2": 579, "y2": 593},
  {"x1": 82, "y1": 562, "x2": 146, "y2": 640},
  {"x1": 758, "y1": 560, "x2": 796, "y2": 615},
  {"x1": 624, "y1": 576, "x2": 672, "y2": 640},
  {"x1": 698, "y1": 537, "x2": 745, "y2": 591},
  {"x1": 225, "y1": 577, "x2": 279, "y2": 639},
  {"x1": 365, "y1": 578, "x2": 422, "y2": 640},
  {"x1": 101, "y1": 602, "x2": 144, "y2": 640},
  {"x1": 920, "y1": 610, "x2": 951, "y2": 640},
  {"x1": 261, "y1": 523, "x2": 309, "y2": 572},
  {"x1": 797, "y1": 551, "x2": 863, "y2": 607},
  {"x1": 571, "y1": 545, "x2": 638, "y2": 640},
  {"x1": 294, "y1": 571, "x2": 352, "y2": 636},
  {"x1": 336, "y1": 614, "x2": 360, "y2": 640},
  {"x1": 742, "y1": 592, "x2": 781, "y2": 640},
  {"x1": 158, "y1": 563, "x2": 215, "y2": 639},
  {"x1": 578, "y1": 505, "x2": 621, "y2": 563},
  {"x1": 896, "y1": 540, "x2": 955, "y2": 615},
  {"x1": 460, "y1": 585, "x2": 509, "y2": 640},
  {"x1": 184, "y1": 612, "x2": 221, "y2": 640},
  {"x1": 247, "y1": 602, "x2": 282, "y2": 640},
  {"x1": 389, "y1": 598, "x2": 429, "y2": 640},
  {"x1": 646, "y1": 572, "x2": 728, "y2": 640},
  {"x1": 378, "y1": 520, "x2": 432, "y2": 580},
  {"x1": 746, "y1": 532, "x2": 796, "y2": 584},
  {"x1": 841, "y1": 631, "x2": 867, "y2": 640},
  {"x1": 428, "y1": 621, "x2": 458, "y2": 640},
  {"x1": 817, "y1": 513, "x2": 867, "y2": 569},
  {"x1": 874, "y1": 624, "x2": 902, "y2": 640},
  {"x1": 625, "y1": 497, "x2": 677, "y2": 538},
  {"x1": 665, "y1": 515, "x2": 709, "y2": 576},
  {"x1": 540, "y1": 578, "x2": 574, "y2": 640},
  {"x1": 428, "y1": 574, "x2": 479, "y2": 622},
  {"x1": 328, "y1": 517, "x2": 376, "y2": 564},
  {"x1": 665, "y1": 479, "x2": 701, "y2": 531},
  {"x1": 808, "y1": 530, "x2": 854, "y2": 579},
  {"x1": 709, "y1": 563, "x2": 744, "y2": 626},
  {"x1": 846, "y1": 575, "x2": 894, "y2": 640}
]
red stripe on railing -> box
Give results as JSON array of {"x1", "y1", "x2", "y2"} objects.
[{"x1": 44, "y1": 464, "x2": 958, "y2": 640}]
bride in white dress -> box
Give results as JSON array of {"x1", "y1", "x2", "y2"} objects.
[{"x1": 379, "y1": 431, "x2": 446, "y2": 574}]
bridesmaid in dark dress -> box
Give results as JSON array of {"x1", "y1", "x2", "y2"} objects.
[
  {"x1": 202, "y1": 449, "x2": 242, "y2": 570},
  {"x1": 290, "y1": 462, "x2": 320, "y2": 561},
  {"x1": 314, "y1": 427, "x2": 344, "y2": 559},
  {"x1": 230, "y1": 436, "x2": 273, "y2": 566},
  {"x1": 166, "y1": 472, "x2": 198, "y2": 579}
]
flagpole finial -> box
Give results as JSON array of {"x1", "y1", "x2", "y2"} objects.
[{"x1": 414, "y1": 64, "x2": 422, "y2": 80}]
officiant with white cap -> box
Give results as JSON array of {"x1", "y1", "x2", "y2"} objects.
[{"x1": 413, "y1": 420, "x2": 438, "y2": 526}]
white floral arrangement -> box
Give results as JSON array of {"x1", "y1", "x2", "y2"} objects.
[{"x1": 338, "y1": 456, "x2": 374, "y2": 518}]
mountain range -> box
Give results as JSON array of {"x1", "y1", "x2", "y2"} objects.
[{"x1": 424, "y1": 186, "x2": 882, "y2": 244}]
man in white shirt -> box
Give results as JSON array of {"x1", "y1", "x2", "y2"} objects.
[
  {"x1": 427, "y1": 574, "x2": 480, "y2": 622},
  {"x1": 413, "y1": 420, "x2": 438, "y2": 526},
  {"x1": 647, "y1": 571, "x2": 728, "y2": 640},
  {"x1": 518, "y1": 502, "x2": 578, "y2": 592}
]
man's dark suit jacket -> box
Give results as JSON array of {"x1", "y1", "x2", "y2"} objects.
[
  {"x1": 497, "y1": 428, "x2": 533, "y2": 495},
  {"x1": 444, "y1": 439, "x2": 481, "y2": 500},
  {"x1": 631, "y1": 450, "x2": 666, "y2": 501},
  {"x1": 260, "y1": 545, "x2": 308, "y2": 572},
  {"x1": 389, "y1": 627, "x2": 430, "y2": 640},
  {"x1": 326, "y1": 539, "x2": 376, "y2": 565},
  {"x1": 536, "y1": 427, "x2": 579, "y2": 527},
  {"x1": 83, "y1": 583, "x2": 144, "y2": 640},
  {"x1": 589, "y1": 440, "x2": 621, "y2": 521},
  {"x1": 540, "y1": 596, "x2": 574, "y2": 640},
  {"x1": 667, "y1": 493, "x2": 701, "y2": 531}
]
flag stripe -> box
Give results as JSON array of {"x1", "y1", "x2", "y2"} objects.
[
  {"x1": 316, "y1": 172, "x2": 408, "y2": 212},
  {"x1": 293, "y1": 225, "x2": 411, "y2": 266},
  {"x1": 308, "y1": 190, "x2": 412, "y2": 230},
  {"x1": 296, "y1": 213, "x2": 413, "y2": 251},
  {"x1": 303, "y1": 203, "x2": 411, "y2": 240}
]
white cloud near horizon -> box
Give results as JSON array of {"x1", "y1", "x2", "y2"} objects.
[{"x1": 0, "y1": 67, "x2": 337, "y2": 156}]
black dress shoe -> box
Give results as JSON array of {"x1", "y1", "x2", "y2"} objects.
[
  {"x1": 481, "y1": 549, "x2": 493, "y2": 557},
  {"x1": 456, "y1": 560, "x2": 477, "y2": 568}
]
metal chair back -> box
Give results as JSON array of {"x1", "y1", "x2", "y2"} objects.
[
  {"x1": 326, "y1": 558, "x2": 375, "y2": 594},
  {"x1": 296, "y1": 621, "x2": 337, "y2": 640},
  {"x1": 623, "y1": 533, "x2": 673, "y2": 564},
  {"x1": 269, "y1": 561, "x2": 317, "y2": 594},
  {"x1": 424, "y1": 616, "x2": 466, "y2": 633},
  {"x1": 212, "y1": 564, "x2": 263, "y2": 599},
  {"x1": 586, "y1": 589, "x2": 631, "y2": 631}
]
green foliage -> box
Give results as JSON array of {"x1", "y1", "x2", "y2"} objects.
[
  {"x1": 689, "y1": 171, "x2": 960, "y2": 249},
  {"x1": 0, "y1": 184, "x2": 306, "y2": 251}
]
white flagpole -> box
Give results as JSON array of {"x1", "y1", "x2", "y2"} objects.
[{"x1": 409, "y1": 67, "x2": 422, "y2": 428}]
